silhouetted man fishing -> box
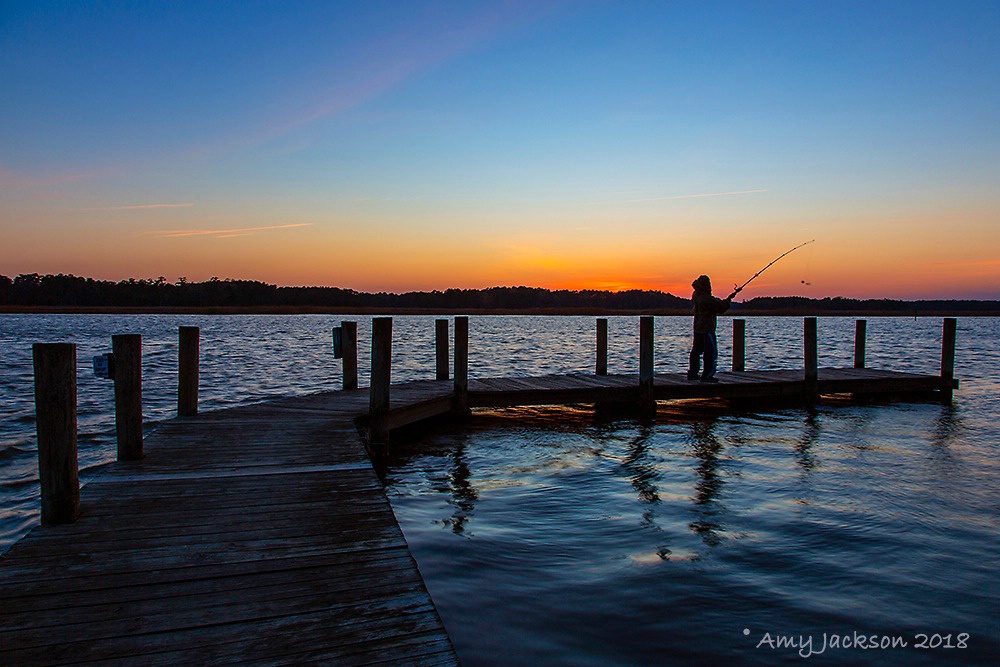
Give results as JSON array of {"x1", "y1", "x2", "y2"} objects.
[
  {"x1": 687, "y1": 241, "x2": 815, "y2": 382},
  {"x1": 688, "y1": 275, "x2": 740, "y2": 382}
]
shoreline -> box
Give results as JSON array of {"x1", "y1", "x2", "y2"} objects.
[{"x1": 2, "y1": 306, "x2": 997, "y2": 317}]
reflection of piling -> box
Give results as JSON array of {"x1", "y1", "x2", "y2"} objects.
[
  {"x1": 454, "y1": 316, "x2": 469, "y2": 417},
  {"x1": 639, "y1": 316, "x2": 654, "y2": 412},
  {"x1": 732, "y1": 319, "x2": 745, "y2": 372},
  {"x1": 804, "y1": 318, "x2": 818, "y2": 401},
  {"x1": 32, "y1": 343, "x2": 80, "y2": 525},
  {"x1": 113, "y1": 334, "x2": 143, "y2": 461},
  {"x1": 940, "y1": 318, "x2": 957, "y2": 403},
  {"x1": 854, "y1": 320, "x2": 867, "y2": 369},
  {"x1": 436, "y1": 319, "x2": 449, "y2": 381},
  {"x1": 596, "y1": 318, "x2": 608, "y2": 376},
  {"x1": 369, "y1": 318, "x2": 392, "y2": 454},
  {"x1": 178, "y1": 326, "x2": 199, "y2": 416}
]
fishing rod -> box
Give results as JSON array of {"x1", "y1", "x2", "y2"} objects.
[{"x1": 733, "y1": 240, "x2": 815, "y2": 295}]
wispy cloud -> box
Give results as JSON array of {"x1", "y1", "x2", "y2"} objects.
[
  {"x1": 1, "y1": 163, "x2": 116, "y2": 190},
  {"x1": 621, "y1": 189, "x2": 768, "y2": 203},
  {"x1": 189, "y1": 2, "x2": 557, "y2": 157},
  {"x1": 151, "y1": 223, "x2": 312, "y2": 239},
  {"x1": 82, "y1": 202, "x2": 196, "y2": 211}
]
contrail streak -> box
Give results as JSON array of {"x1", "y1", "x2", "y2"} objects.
[
  {"x1": 152, "y1": 223, "x2": 312, "y2": 238},
  {"x1": 83, "y1": 203, "x2": 196, "y2": 210},
  {"x1": 622, "y1": 189, "x2": 768, "y2": 203}
]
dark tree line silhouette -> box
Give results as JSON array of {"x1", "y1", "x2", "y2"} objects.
[{"x1": 1, "y1": 273, "x2": 996, "y2": 313}]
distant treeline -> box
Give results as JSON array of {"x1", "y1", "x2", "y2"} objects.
[{"x1": 1, "y1": 273, "x2": 997, "y2": 314}]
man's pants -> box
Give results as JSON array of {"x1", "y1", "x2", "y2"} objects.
[{"x1": 689, "y1": 332, "x2": 718, "y2": 379}]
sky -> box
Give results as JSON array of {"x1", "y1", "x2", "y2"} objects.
[{"x1": 2, "y1": 1, "x2": 998, "y2": 299}]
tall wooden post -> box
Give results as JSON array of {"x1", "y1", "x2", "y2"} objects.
[
  {"x1": 178, "y1": 326, "x2": 199, "y2": 416},
  {"x1": 804, "y1": 317, "x2": 818, "y2": 400},
  {"x1": 596, "y1": 318, "x2": 608, "y2": 376},
  {"x1": 113, "y1": 334, "x2": 143, "y2": 461},
  {"x1": 454, "y1": 316, "x2": 469, "y2": 416},
  {"x1": 436, "y1": 319, "x2": 450, "y2": 381},
  {"x1": 940, "y1": 317, "x2": 957, "y2": 403},
  {"x1": 369, "y1": 318, "x2": 392, "y2": 453},
  {"x1": 32, "y1": 343, "x2": 80, "y2": 525},
  {"x1": 341, "y1": 321, "x2": 358, "y2": 390},
  {"x1": 854, "y1": 320, "x2": 867, "y2": 369},
  {"x1": 732, "y1": 319, "x2": 746, "y2": 372},
  {"x1": 639, "y1": 316, "x2": 654, "y2": 411}
]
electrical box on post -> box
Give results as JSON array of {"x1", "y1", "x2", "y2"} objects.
[{"x1": 92, "y1": 353, "x2": 114, "y2": 379}]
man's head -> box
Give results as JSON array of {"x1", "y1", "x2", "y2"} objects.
[{"x1": 692, "y1": 275, "x2": 712, "y2": 293}]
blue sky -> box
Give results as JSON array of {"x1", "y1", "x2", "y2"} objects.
[{"x1": 2, "y1": 1, "x2": 999, "y2": 297}]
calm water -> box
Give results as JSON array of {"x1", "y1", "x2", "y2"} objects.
[{"x1": 1, "y1": 314, "x2": 998, "y2": 664}]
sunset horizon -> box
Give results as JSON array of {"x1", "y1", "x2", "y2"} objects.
[
  {"x1": 3, "y1": 2, "x2": 998, "y2": 301},
  {"x1": 3, "y1": 268, "x2": 998, "y2": 304}
]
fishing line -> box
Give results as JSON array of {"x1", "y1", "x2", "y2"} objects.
[
  {"x1": 801, "y1": 242, "x2": 814, "y2": 287},
  {"x1": 734, "y1": 240, "x2": 816, "y2": 295}
]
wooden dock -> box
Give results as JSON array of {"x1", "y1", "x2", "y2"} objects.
[
  {"x1": 0, "y1": 385, "x2": 459, "y2": 666},
  {"x1": 1, "y1": 316, "x2": 959, "y2": 664},
  {"x1": 468, "y1": 367, "x2": 954, "y2": 407}
]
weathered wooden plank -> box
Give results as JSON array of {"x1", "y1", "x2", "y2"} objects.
[
  {"x1": 2, "y1": 562, "x2": 426, "y2": 631},
  {"x1": 388, "y1": 394, "x2": 454, "y2": 430},
  {"x1": 3, "y1": 597, "x2": 443, "y2": 664},
  {"x1": 4, "y1": 578, "x2": 432, "y2": 640},
  {"x1": 12, "y1": 510, "x2": 398, "y2": 552},
  {"x1": 0, "y1": 547, "x2": 415, "y2": 598}
]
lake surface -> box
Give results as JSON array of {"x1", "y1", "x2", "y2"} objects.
[{"x1": 1, "y1": 314, "x2": 997, "y2": 664}]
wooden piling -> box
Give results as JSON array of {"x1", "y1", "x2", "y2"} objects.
[
  {"x1": 32, "y1": 343, "x2": 80, "y2": 525},
  {"x1": 596, "y1": 318, "x2": 608, "y2": 376},
  {"x1": 113, "y1": 334, "x2": 143, "y2": 461},
  {"x1": 436, "y1": 319, "x2": 450, "y2": 381},
  {"x1": 639, "y1": 316, "x2": 654, "y2": 410},
  {"x1": 854, "y1": 320, "x2": 867, "y2": 369},
  {"x1": 178, "y1": 326, "x2": 199, "y2": 417},
  {"x1": 369, "y1": 318, "x2": 392, "y2": 452},
  {"x1": 940, "y1": 317, "x2": 957, "y2": 403},
  {"x1": 804, "y1": 318, "x2": 818, "y2": 400},
  {"x1": 732, "y1": 319, "x2": 746, "y2": 372},
  {"x1": 454, "y1": 316, "x2": 469, "y2": 416},
  {"x1": 342, "y1": 321, "x2": 358, "y2": 391}
]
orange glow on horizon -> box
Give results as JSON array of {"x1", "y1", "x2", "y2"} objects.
[{"x1": 2, "y1": 198, "x2": 998, "y2": 300}]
